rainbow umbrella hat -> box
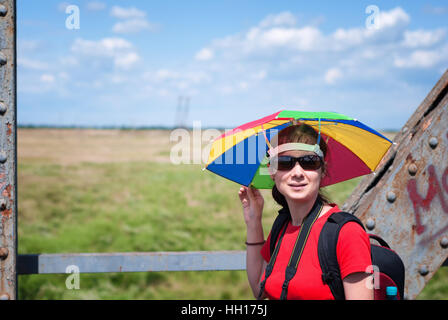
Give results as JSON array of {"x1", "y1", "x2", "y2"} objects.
[{"x1": 204, "y1": 110, "x2": 393, "y2": 189}]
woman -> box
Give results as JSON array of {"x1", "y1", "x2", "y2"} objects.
[{"x1": 238, "y1": 124, "x2": 373, "y2": 300}]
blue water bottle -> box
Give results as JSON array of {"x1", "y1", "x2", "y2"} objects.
[{"x1": 386, "y1": 286, "x2": 398, "y2": 300}]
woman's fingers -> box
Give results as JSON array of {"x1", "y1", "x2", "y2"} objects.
[
  {"x1": 239, "y1": 186, "x2": 250, "y2": 206},
  {"x1": 250, "y1": 187, "x2": 261, "y2": 197},
  {"x1": 246, "y1": 186, "x2": 256, "y2": 200},
  {"x1": 238, "y1": 186, "x2": 247, "y2": 198},
  {"x1": 248, "y1": 186, "x2": 264, "y2": 204}
]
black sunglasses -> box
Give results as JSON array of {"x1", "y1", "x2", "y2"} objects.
[{"x1": 271, "y1": 155, "x2": 323, "y2": 171}]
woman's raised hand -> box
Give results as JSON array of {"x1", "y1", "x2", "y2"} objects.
[{"x1": 238, "y1": 186, "x2": 264, "y2": 226}]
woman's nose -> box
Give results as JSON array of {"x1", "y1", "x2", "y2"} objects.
[{"x1": 290, "y1": 161, "x2": 305, "y2": 177}]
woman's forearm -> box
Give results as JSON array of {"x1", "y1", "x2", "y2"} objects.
[{"x1": 245, "y1": 221, "x2": 266, "y2": 298}]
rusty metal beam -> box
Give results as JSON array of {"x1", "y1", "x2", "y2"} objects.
[
  {"x1": 0, "y1": 0, "x2": 17, "y2": 301},
  {"x1": 343, "y1": 69, "x2": 448, "y2": 300}
]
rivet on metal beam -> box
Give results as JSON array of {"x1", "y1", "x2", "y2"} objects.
[
  {"x1": 0, "y1": 198, "x2": 6, "y2": 210},
  {"x1": 0, "y1": 52, "x2": 6, "y2": 66},
  {"x1": 419, "y1": 265, "x2": 429, "y2": 276},
  {"x1": 0, "y1": 247, "x2": 9, "y2": 260},
  {"x1": 0, "y1": 102, "x2": 6, "y2": 115},
  {"x1": 0, "y1": 151, "x2": 6, "y2": 163},
  {"x1": 0, "y1": 293, "x2": 10, "y2": 300},
  {"x1": 386, "y1": 191, "x2": 396, "y2": 203},
  {"x1": 428, "y1": 137, "x2": 438, "y2": 149},
  {"x1": 366, "y1": 218, "x2": 375, "y2": 230},
  {"x1": 408, "y1": 163, "x2": 418, "y2": 176},
  {"x1": 0, "y1": 5, "x2": 7, "y2": 17},
  {"x1": 440, "y1": 237, "x2": 448, "y2": 249}
]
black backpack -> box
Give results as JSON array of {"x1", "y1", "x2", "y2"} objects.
[{"x1": 268, "y1": 208, "x2": 405, "y2": 300}]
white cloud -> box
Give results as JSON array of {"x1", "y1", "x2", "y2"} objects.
[
  {"x1": 259, "y1": 12, "x2": 297, "y2": 28},
  {"x1": 331, "y1": 28, "x2": 366, "y2": 48},
  {"x1": 238, "y1": 81, "x2": 249, "y2": 90},
  {"x1": 329, "y1": 7, "x2": 412, "y2": 51},
  {"x1": 110, "y1": 6, "x2": 157, "y2": 34},
  {"x1": 394, "y1": 47, "x2": 447, "y2": 68},
  {"x1": 208, "y1": 12, "x2": 323, "y2": 56},
  {"x1": 115, "y1": 52, "x2": 140, "y2": 69},
  {"x1": 112, "y1": 18, "x2": 156, "y2": 34},
  {"x1": 209, "y1": 7, "x2": 413, "y2": 58},
  {"x1": 110, "y1": 6, "x2": 146, "y2": 19},
  {"x1": 40, "y1": 74, "x2": 55, "y2": 83},
  {"x1": 71, "y1": 37, "x2": 140, "y2": 69},
  {"x1": 402, "y1": 29, "x2": 446, "y2": 48},
  {"x1": 143, "y1": 69, "x2": 211, "y2": 94},
  {"x1": 376, "y1": 7, "x2": 410, "y2": 30},
  {"x1": 195, "y1": 48, "x2": 214, "y2": 61},
  {"x1": 257, "y1": 26, "x2": 322, "y2": 51},
  {"x1": 324, "y1": 68, "x2": 342, "y2": 84},
  {"x1": 252, "y1": 70, "x2": 267, "y2": 80},
  {"x1": 72, "y1": 37, "x2": 132, "y2": 53}
]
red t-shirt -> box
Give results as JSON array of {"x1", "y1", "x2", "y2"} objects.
[{"x1": 260, "y1": 205, "x2": 372, "y2": 300}]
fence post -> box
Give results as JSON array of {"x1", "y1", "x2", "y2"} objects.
[{"x1": 0, "y1": 0, "x2": 17, "y2": 300}]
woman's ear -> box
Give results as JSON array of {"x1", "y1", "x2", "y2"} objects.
[{"x1": 321, "y1": 161, "x2": 327, "y2": 178}]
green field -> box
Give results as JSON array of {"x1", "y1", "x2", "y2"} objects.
[{"x1": 17, "y1": 129, "x2": 447, "y2": 299}]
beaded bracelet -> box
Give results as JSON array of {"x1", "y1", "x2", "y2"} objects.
[{"x1": 245, "y1": 240, "x2": 266, "y2": 246}]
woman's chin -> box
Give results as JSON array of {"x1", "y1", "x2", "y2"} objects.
[{"x1": 284, "y1": 191, "x2": 313, "y2": 203}]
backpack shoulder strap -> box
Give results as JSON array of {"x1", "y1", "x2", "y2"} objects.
[
  {"x1": 279, "y1": 200, "x2": 324, "y2": 300},
  {"x1": 317, "y1": 211, "x2": 364, "y2": 300},
  {"x1": 269, "y1": 207, "x2": 290, "y2": 258}
]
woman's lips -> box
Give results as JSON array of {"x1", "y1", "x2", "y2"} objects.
[{"x1": 288, "y1": 183, "x2": 307, "y2": 190}]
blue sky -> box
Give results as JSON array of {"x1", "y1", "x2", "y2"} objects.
[{"x1": 17, "y1": 0, "x2": 448, "y2": 130}]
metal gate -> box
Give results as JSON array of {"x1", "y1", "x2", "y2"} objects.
[{"x1": 1, "y1": 0, "x2": 447, "y2": 300}]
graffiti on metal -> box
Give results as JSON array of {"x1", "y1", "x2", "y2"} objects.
[{"x1": 407, "y1": 159, "x2": 448, "y2": 239}]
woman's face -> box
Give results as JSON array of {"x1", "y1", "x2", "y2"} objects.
[{"x1": 270, "y1": 149, "x2": 323, "y2": 204}]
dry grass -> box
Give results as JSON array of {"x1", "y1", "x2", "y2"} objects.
[{"x1": 18, "y1": 128, "x2": 174, "y2": 165}]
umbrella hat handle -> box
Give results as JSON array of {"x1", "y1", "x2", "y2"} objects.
[
  {"x1": 260, "y1": 124, "x2": 273, "y2": 149},
  {"x1": 317, "y1": 118, "x2": 321, "y2": 145}
]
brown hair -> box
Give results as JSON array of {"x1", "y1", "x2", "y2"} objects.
[{"x1": 270, "y1": 123, "x2": 331, "y2": 207}]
